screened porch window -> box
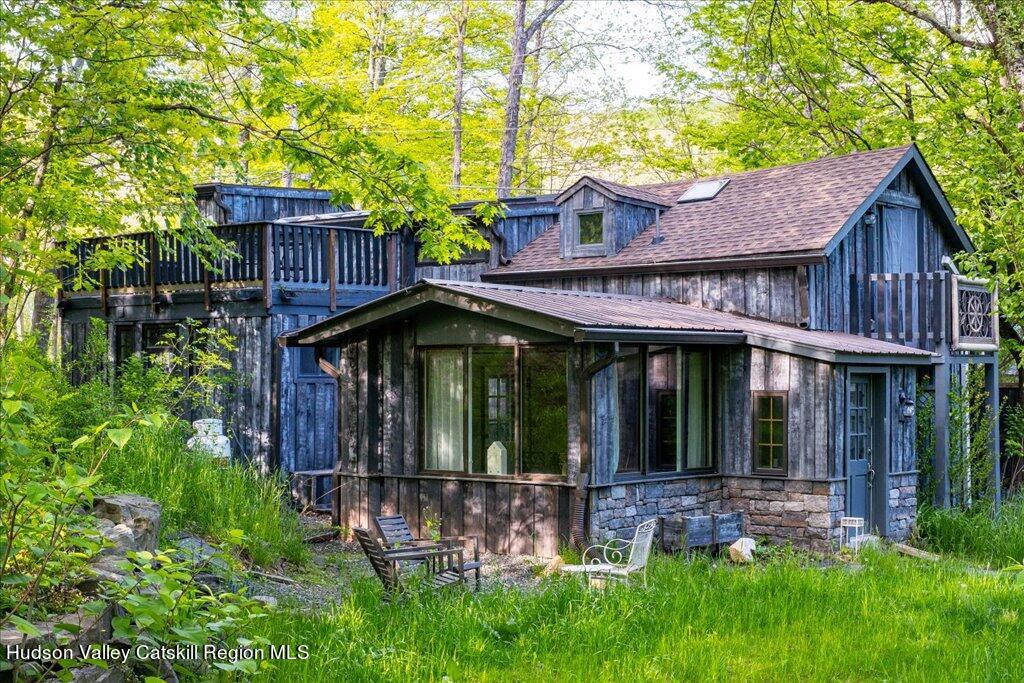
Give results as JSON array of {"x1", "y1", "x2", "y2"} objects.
[
  {"x1": 421, "y1": 345, "x2": 568, "y2": 476},
  {"x1": 610, "y1": 345, "x2": 712, "y2": 476}
]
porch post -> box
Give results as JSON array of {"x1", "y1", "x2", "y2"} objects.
[
  {"x1": 933, "y1": 359, "x2": 950, "y2": 508},
  {"x1": 984, "y1": 356, "x2": 1001, "y2": 507}
]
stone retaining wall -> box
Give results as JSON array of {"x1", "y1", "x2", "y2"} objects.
[
  {"x1": 590, "y1": 476, "x2": 722, "y2": 540},
  {"x1": 720, "y1": 478, "x2": 845, "y2": 552},
  {"x1": 887, "y1": 473, "x2": 917, "y2": 541}
]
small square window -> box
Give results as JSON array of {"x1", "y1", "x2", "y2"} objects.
[
  {"x1": 577, "y1": 211, "x2": 604, "y2": 246},
  {"x1": 752, "y1": 391, "x2": 787, "y2": 474}
]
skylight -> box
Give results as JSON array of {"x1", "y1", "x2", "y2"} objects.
[{"x1": 677, "y1": 179, "x2": 729, "y2": 203}]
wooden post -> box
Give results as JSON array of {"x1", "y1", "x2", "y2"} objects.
[
  {"x1": 262, "y1": 223, "x2": 272, "y2": 311},
  {"x1": 202, "y1": 262, "x2": 212, "y2": 312},
  {"x1": 933, "y1": 358, "x2": 951, "y2": 508},
  {"x1": 327, "y1": 229, "x2": 337, "y2": 312},
  {"x1": 387, "y1": 232, "x2": 399, "y2": 293},
  {"x1": 985, "y1": 357, "x2": 1001, "y2": 507},
  {"x1": 147, "y1": 233, "x2": 157, "y2": 313},
  {"x1": 99, "y1": 269, "x2": 108, "y2": 317}
]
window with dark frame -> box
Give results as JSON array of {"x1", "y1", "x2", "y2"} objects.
[
  {"x1": 421, "y1": 345, "x2": 568, "y2": 477},
  {"x1": 612, "y1": 345, "x2": 712, "y2": 477},
  {"x1": 297, "y1": 347, "x2": 341, "y2": 377},
  {"x1": 576, "y1": 211, "x2": 604, "y2": 246},
  {"x1": 753, "y1": 391, "x2": 787, "y2": 474}
]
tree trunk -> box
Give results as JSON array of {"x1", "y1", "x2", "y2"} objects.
[
  {"x1": 451, "y1": 0, "x2": 469, "y2": 197},
  {"x1": 518, "y1": 23, "x2": 544, "y2": 190},
  {"x1": 496, "y1": 0, "x2": 528, "y2": 199},
  {"x1": 496, "y1": 0, "x2": 564, "y2": 199}
]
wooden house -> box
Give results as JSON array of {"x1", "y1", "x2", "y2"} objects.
[
  {"x1": 57, "y1": 187, "x2": 557, "y2": 509},
  {"x1": 281, "y1": 145, "x2": 1000, "y2": 553}
]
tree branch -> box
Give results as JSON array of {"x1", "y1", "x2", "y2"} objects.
[
  {"x1": 524, "y1": 0, "x2": 566, "y2": 43},
  {"x1": 859, "y1": 0, "x2": 994, "y2": 50}
]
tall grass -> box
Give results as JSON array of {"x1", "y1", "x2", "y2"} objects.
[
  {"x1": 246, "y1": 551, "x2": 1024, "y2": 681},
  {"x1": 96, "y1": 423, "x2": 309, "y2": 566},
  {"x1": 917, "y1": 497, "x2": 1024, "y2": 567}
]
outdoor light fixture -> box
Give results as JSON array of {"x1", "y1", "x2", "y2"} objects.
[
  {"x1": 863, "y1": 210, "x2": 877, "y2": 226},
  {"x1": 898, "y1": 389, "x2": 916, "y2": 421}
]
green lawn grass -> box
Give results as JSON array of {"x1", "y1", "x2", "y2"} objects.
[
  {"x1": 917, "y1": 498, "x2": 1024, "y2": 568},
  {"x1": 245, "y1": 549, "x2": 1024, "y2": 682}
]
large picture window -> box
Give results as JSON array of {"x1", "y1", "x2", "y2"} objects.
[
  {"x1": 752, "y1": 391, "x2": 787, "y2": 474},
  {"x1": 606, "y1": 345, "x2": 712, "y2": 477},
  {"x1": 421, "y1": 345, "x2": 568, "y2": 477}
]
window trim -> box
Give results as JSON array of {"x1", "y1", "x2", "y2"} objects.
[
  {"x1": 608, "y1": 345, "x2": 716, "y2": 481},
  {"x1": 751, "y1": 390, "x2": 789, "y2": 476},
  {"x1": 571, "y1": 208, "x2": 607, "y2": 257},
  {"x1": 418, "y1": 343, "x2": 569, "y2": 482}
]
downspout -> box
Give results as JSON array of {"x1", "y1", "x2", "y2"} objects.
[{"x1": 651, "y1": 209, "x2": 664, "y2": 245}]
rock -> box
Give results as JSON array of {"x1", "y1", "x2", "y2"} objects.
[
  {"x1": 728, "y1": 537, "x2": 756, "y2": 563},
  {"x1": 168, "y1": 533, "x2": 229, "y2": 572},
  {"x1": 543, "y1": 556, "x2": 564, "y2": 575},
  {"x1": 66, "y1": 664, "x2": 127, "y2": 682},
  {"x1": 252, "y1": 595, "x2": 278, "y2": 608},
  {"x1": 99, "y1": 524, "x2": 136, "y2": 556},
  {"x1": 849, "y1": 534, "x2": 880, "y2": 551},
  {"x1": 91, "y1": 495, "x2": 161, "y2": 553},
  {"x1": 1, "y1": 603, "x2": 112, "y2": 652}
]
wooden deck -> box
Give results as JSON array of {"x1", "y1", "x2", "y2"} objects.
[{"x1": 59, "y1": 222, "x2": 394, "y2": 310}]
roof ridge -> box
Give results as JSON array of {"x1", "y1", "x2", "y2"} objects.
[{"x1": 633, "y1": 144, "x2": 914, "y2": 191}]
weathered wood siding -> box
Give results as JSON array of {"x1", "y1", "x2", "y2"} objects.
[
  {"x1": 195, "y1": 185, "x2": 340, "y2": 225},
  {"x1": 519, "y1": 268, "x2": 808, "y2": 326},
  {"x1": 810, "y1": 168, "x2": 959, "y2": 334},
  {"x1": 332, "y1": 316, "x2": 578, "y2": 557},
  {"x1": 415, "y1": 204, "x2": 557, "y2": 283},
  {"x1": 557, "y1": 186, "x2": 657, "y2": 258},
  {"x1": 718, "y1": 348, "x2": 834, "y2": 480}
]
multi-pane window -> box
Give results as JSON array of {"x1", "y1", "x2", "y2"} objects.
[
  {"x1": 470, "y1": 348, "x2": 515, "y2": 474},
  {"x1": 577, "y1": 211, "x2": 604, "y2": 246},
  {"x1": 422, "y1": 345, "x2": 568, "y2": 476},
  {"x1": 611, "y1": 345, "x2": 712, "y2": 476},
  {"x1": 753, "y1": 392, "x2": 787, "y2": 474}
]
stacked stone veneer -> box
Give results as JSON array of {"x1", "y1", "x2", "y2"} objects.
[
  {"x1": 590, "y1": 474, "x2": 918, "y2": 551},
  {"x1": 887, "y1": 473, "x2": 917, "y2": 541},
  {"x1": 721, "y1": 478, "x2": 845, "y2": 552},
  {"x1": 591, "y1": 476, "x2": 722, "y2": 539}
]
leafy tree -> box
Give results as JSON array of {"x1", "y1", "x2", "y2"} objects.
[
  {"x1": 0, "y1": 0, "x2": 487, "y2": 349},
  {"x1": 656, "y1": 0, "x2": 1024, "y2": 363}
]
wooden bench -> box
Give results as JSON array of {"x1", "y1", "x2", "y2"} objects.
[{"x1": 661, "y1": 512, "x2": 744, "y2": 554}]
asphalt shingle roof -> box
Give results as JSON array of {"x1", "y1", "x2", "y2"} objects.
[{"x1": 487, "y1": 145, "x2": 914, "y2": 277}]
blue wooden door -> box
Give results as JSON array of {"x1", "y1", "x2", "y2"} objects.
[
  {"x1": 848, "y1": 376, "x2": 874, "y2": 527},
  {"x1": 882, "y1": 205, "x2": 919, "y2": 273}
]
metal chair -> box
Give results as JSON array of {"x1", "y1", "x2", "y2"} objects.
[
  {"x1": 560, "y1": 518, "x2": 658, "y2": 586},
  {"x1": 374, "y1": 514, "x2": 482, "y2": 590}
]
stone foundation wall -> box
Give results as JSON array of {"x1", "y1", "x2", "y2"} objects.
[
  {"x1": 887, "y1": 473, "x2": 917, "y2": 540},
  {"x1": 590, "y1": 477, "x2": 722, "y2": 540},
  {"x1": 720, "y1": 478, "x2": 845, "y2": 552}
]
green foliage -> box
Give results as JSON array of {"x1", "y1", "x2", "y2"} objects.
[
  {"x1": 949, "y1": 366, "x2": 996, "y2": 510},
  {"x1": 915, "y1": 380, "x2": 936, "y2": 509},
  {"x1": 97, "y1": 546, "x2": 271, "y2": 679},
  {"x1": 917, "y1": 497, "x2": 1024, "y2": 568},
  {"x1": 1002, "y1": 402, "x2": 1024, "y2": 494},
  {"x1": 245, "y1": 551, "x2": 1024, "y2": 680}
]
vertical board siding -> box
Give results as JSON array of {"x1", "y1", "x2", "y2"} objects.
[{"x1": 330, "y1": 322, "x2": 573, "y2": 557}]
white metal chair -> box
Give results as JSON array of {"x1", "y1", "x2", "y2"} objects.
[{"x1": 561, "y1": 518, "x2": 658, "y2": 586}]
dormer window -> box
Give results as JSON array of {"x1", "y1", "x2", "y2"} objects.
[{"x1": 577, "y1": 211, "x2": 604, "y2": 246}]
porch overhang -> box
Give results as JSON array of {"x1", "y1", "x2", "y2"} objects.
[{"x1": 279, "y1": 280, "x2": 938, "y2": 366}]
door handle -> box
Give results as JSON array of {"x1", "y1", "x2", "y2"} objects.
[{"x1": 867, "y1": 467, "x2": 875, "y2": 485}]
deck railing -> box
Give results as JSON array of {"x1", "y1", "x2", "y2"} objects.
[
  {"x1": 851, "y1": 271, "x2": 997, "y2": 352},
  {"x1": 60, "y1": 222, "x2": 391, "y2": 310}
]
